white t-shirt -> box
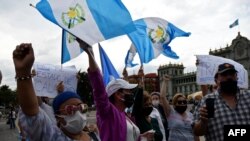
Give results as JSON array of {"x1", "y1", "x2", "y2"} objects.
[
  {"x1": 126, "y1": 116, "x2": 140, "y2": 141},
  {"x1": 150, "y1": 107, "x2": 166, "y2": 141}
]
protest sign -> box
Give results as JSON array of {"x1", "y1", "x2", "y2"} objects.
[
  {"x1": 33, "y1": 63, "x2": 78, "y2": 98},
  {"x1": 196, "y1": 55, "x2": 248, "y2": 88}
]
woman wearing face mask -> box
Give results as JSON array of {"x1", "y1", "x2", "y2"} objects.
[
  {"x1": 156, "y1": 75, "x2": 199, "y2": 141},
  {"x1": 166, "y1": 94, "x2": 199, "y2": 141},
  {"x1": 150, "y1": 75, "x2": 172, "y2": 141},
  {"x1": 13, "y1": 43, "x2": 97, "y2": 141},
  {"x1": 132, "y1": 87, "x2": 163, "y2": 141},
  {"x1": 76, "y1": 38, "x2": 142, "y2": 141}
]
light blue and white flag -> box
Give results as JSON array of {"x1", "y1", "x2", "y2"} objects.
[
  {"x1": 125, "y1": 45, "x2": 139, "y2": 67},
  {"x1": 229, "y1": 19, "x2": 239, "y2": 28},
  {"x1": 127, "y1": 17, "x2": 191, "y2": 64},
  {"x1": 99, "y1": 44, "x2": 120, "y2": 86},
  {"x1": 61, "y1": 30, "x2": 83, "y2": 64},
  {"x1": 36, "y1": 0, "x2": 135, "y2": 45}
]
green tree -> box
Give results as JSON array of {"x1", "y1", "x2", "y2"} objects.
[
  {"x1": 0, "y1": 85, "x2": 17, "y2": 108},
  {"x1": 77, "y1": 71, "x2": 94, "y2": 107}
]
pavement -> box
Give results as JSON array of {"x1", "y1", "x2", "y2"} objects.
[{"x1": 0, "y1": 119, "x2": 19, "y2": 141}]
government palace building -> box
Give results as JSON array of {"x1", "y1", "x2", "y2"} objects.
[{"x1": 127, "y1": 32, "x2": 250, "y2": 99}]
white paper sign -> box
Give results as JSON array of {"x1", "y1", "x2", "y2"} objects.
[
  {"x1": 33, "y1": 63, "x2": 78, "y2": 98},
  {"x1": 196, "y1": 55, "x2": 248, "y2": 88}
]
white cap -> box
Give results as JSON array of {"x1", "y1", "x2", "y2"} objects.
[{"x1": 106, "y1": 79, "x2": 138, "y2": 97}]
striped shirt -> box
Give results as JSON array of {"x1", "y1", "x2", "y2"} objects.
[
  {"x1": 19, "y1": 105, "x2": 73, "y2": 141},
  {"x1": 193, "y1": 91, "x2": 250, "y2": 141}
]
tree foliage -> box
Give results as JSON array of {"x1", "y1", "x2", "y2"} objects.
[
  {"x1": 0, "y1": 85, "x2": 17, "y2": 107},
  {"x1": 77, "y1": 71, "x2": 94, "y2": 107}
]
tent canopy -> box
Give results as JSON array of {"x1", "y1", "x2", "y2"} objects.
[{"x1": 187, "y1": 91, "x2": 203, "y2": 100}]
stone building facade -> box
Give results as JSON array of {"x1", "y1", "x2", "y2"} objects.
[
  {"x1": 209, "y1": 32, "x2": 250, "y2": 88},
  {"x1": 126, "y1": 73, "x2": 159, "y2": 94},
  {"x1": 127, "y1": 33, "x2": 250, "y2": 99},
  {"x1": 157, "y1": 32, "x2": 250, "y2": 99},
  {"x1": 157, "y1": 63, "x2": 199, "y2": 99}
]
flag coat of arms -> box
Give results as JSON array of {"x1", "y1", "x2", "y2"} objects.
[
  {"x1": 99, "y1": 44, "x2": 120, "y2": 86},
  {"x1": 126, "y1": 17, "x2": 191, "y2": 64},
  {"x1": 36, "y1": 0, "x2": 135, "y2": 45}
]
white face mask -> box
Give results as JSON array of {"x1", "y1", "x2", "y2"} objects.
[
  {"x1": 152, "y1": 100, "x2": 160, "y2": 106},
  {"x1": 62, "y1": 111, "x2": 87, "y2": 134}
]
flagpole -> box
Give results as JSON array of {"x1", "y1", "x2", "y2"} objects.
[
  {"x1": 238, "y1": 20, "x2": 240, "y2": 33},
  {"x1": 29, "y1": 3, "x2": 35, "y2": 8},
  {"x1": 142, "y1": 65, "x2": 145, "y2": 90}
]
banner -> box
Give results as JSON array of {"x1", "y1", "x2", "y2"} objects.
[
  {"x1": 33, "y1": 63, "x2": 78, "y2": 98},
  {"x1": 196, "y1": 55, "x2": 248, "y2": 88}
]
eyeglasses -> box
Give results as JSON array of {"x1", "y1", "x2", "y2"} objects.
[
  {"x1": 177, "y1": 100, "x2": 187, "y2": 105},
  {"x1": 59, "y1": 104, "x2": 88, "y2": 115}
]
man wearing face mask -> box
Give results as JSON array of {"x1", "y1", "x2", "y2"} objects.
[{"x1": 193, "y1": 63, "x2": 250, "y2": 141}]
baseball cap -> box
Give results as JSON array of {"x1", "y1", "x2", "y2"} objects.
[
  {"x1": 217, "y1": 63, "x2": 238, "y2": 74},
  {"x1": 106, "y1": 79, "x2": 138, "y2": 97},
  {"x1": 52, "y1": 91, "x2": 81, "y2": 113}
]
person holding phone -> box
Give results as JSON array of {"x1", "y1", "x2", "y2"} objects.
[{"x1": 193, "y1": 63, "x2": 250, "y2": 141}]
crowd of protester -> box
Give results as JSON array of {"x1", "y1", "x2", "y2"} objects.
[{"x1": 1, "y1": 40, "x2": 248, "y2": 141}]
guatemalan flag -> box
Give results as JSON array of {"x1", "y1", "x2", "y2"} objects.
[
  {"x1": 126, "y1": 17, "x2": 191, "y2": 65},
  {"x1": 99, "y1": 44, "x2": 120, "y2": 86},
  {"x1": 61, "y1": 30, "x2": 83, "y2": 64},
  {"x1": 36, "y1": 0, "x2": 135, "y2": 46},
  {"x1": 125, "y1": 44, "x2": 139, "y2": 67}
]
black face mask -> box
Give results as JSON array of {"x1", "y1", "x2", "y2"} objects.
[
  {"x1": 123, "y1": 94, "x2": 134, "y2": 108},
  {"x1": 174, "y1": 105, "x2": 187, "y2": 114},
  {"x1": 143, "y1": 106, "x2": 153, "y2": 116},
  {"x1": 194, "y1": 101, "x2": 199, "y2": 106},
  {"x1": 219, "y1": 79, "x2": 238, "y2": 95}
]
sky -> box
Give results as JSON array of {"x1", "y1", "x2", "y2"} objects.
[{"x1": 0, "y1": 0, "x2": 250, "y2": 89}]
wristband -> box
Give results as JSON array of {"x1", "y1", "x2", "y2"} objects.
[{"x1": 15, "y1": 74, "x2": 32, "y2": 81}]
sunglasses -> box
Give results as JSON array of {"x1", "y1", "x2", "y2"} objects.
[
  {"x1": 177, "y1": 100, "x2": 187, "y2": 105},
  {"x1": 59, "y1": 103, "x2": 88, "y2": 115}
]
